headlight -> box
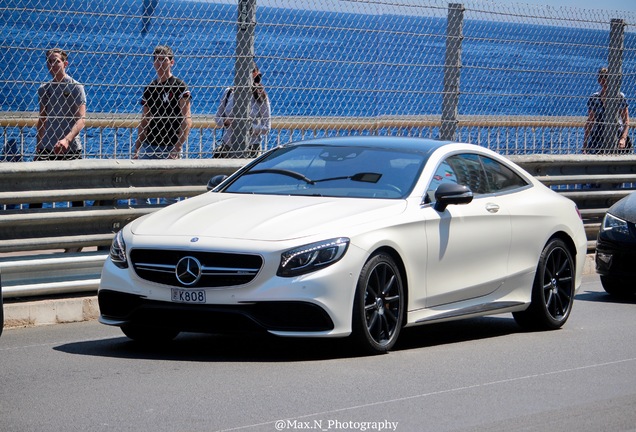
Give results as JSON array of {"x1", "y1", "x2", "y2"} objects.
[
  {"x1": 278, "y1": 237, "x2": 350, "y2": 277},
  {"x1": 601, "y1": 213, "x2": 630, "y2": 237},
  {"x1": 109, "y1": 230, "x2": 128, "y2": 269}
]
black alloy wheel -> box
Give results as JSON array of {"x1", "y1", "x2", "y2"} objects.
[
  {"x1": 514, "y1": 238, "x2": 575, "y2": 330},
  {"x1": 352, "y1": 252, "x2": 404, "y2": 354}
]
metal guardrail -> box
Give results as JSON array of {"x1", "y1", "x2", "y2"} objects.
[
  {"x1": 0, "y1": 158, "x2": 245, "y2": 299},
  {"x1": 0, "y1": 158, "x2": 244, "y2": 252},
  {"x1": 1, "y1": 154, "x2": 635, "y2": 299},
  {"x1": 0, "y1": 251, "x2": 107, "y2": 298}
]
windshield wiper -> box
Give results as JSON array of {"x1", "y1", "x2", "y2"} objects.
[
  {"x1": 244, "y1": 169, "x2": 382, "y2": 185},
  {"x1": 314, "y1": 172, "x2": 382, "y2": 184},
  {"x1": 244, "y1": 169, "x2": 315, "y2": 184}
]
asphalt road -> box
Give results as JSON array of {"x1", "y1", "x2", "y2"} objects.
[{"x1": 1, "y1": 274, "x2": 635, "y2": 432}]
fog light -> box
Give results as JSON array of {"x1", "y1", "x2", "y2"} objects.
[{"x1": 596, "y1": 252, "x2": 612, "y2": 266}]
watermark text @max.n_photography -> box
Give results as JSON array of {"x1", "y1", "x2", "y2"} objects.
[{"x1": 274, "y1": 419, "x2": 399, "y2": 431}]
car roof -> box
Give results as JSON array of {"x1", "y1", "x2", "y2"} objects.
[{"x1": 281, "y1": 136, "x2": 454, "y2": 155}]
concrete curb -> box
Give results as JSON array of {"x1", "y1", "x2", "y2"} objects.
[
  {"x1": 2, "y1": 254, "x2": 597, "y2": 330},
  {"x1": 582, "y1": 252, "x2": 596, "y2": 277},
  {"x1": 4, "y1": 296, "x2": 99, "y2": 329}
]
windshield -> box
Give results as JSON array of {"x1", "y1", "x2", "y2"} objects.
[{"x1": 223, "y1": 145, "x2": 426, "y2": 199}]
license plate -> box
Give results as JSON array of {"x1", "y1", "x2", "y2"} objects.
[{"x1": 171, "y1": 288, "x2": 206, "y2": 304}]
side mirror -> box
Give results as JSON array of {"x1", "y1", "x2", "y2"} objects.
[
  {"x1": 207, "y1": 175, "x2": 228, "y2": 191},
  {"x1": 433, "y1": 182, "x2": 473, "y2": 212}
]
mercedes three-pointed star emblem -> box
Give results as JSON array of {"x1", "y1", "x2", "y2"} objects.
[{"x1": 175, "y1": 256, "x2": 202, "y2": 286}]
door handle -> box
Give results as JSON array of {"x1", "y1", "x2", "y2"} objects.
[{"x1": 485, "y1": 203, "x2": 500, "y2": 213}]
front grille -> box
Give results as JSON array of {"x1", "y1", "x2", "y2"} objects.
[{"x1": 130, "y1": 249, "x2": 263, "y2": 288}]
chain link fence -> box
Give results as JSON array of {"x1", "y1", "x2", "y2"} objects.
[{"x1": 1, "y1": 0, "x2": 635, "y2": 159}]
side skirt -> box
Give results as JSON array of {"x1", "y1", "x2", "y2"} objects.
[{"x1": 412, "y1": 301, "x2": 527, "y2": 325}]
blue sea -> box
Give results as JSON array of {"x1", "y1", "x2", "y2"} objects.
[{"x1": 2, "y1": 0, "x2": 635, "y2": 155}]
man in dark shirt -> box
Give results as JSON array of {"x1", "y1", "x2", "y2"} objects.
[
  {"x1": 133, "y1": 45, "x2": 192, "y2": 160},
  {"x1": 583, "y1": 67, "x2": 630, "y2": 155}
]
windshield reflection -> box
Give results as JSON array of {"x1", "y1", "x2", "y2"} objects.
[{"x1": 224, "y1": 145, "x2": 426, "y2": 199}]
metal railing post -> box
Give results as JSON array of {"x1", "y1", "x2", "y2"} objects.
[
  {"x1": 231, "y1": 0, "x2": 257, "y2": 157},
  {"x1": 441, "y1": 3, "x2": 464, "y2": 141},
  {"x1": 603, "y1": 18, "x2": 626, "y2": 152}
]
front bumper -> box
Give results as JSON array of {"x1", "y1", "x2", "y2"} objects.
[
  {"x1": 98, "y1": 289, "x2": 334, "y2": 333},
  {"x1": 99, "y1": 239, "x2": 367, "y2": 337},
  {"x1": 595, "y1": 238, "x2": 636, "y2": 278}
]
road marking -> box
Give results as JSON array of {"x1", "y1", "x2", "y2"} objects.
[{"x1": 215, "y1": 357, "x2": 636, "y2": 431}]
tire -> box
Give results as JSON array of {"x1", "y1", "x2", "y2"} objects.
[
  {"x1": 600, "y1": 276, "x2": 635, "y2": 298},
  {"x1": 121, "y1": 323, "x2": 180, "y2": 344},
  {"x1": 513, "y1": 238, "x2": 575, "y2": 330},
  {"x1": 351, "y1": 252, "x2": 405, "y2": 354}
]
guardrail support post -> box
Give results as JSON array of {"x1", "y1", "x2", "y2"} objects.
[{"x1": 441, "y1": 3, "x2": 464, "y2": 141}]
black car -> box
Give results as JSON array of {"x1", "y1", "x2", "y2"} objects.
[
  {"x1": 1, "y1": 275, "x2": 4, "y2": 336},
  {"x1": 596, "y1": 191, "x2": 636, "y2": 297}
]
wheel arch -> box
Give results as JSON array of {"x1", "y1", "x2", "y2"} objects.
[{"x1": 547, "y1": 231, "x2": 578, "y2": 260}]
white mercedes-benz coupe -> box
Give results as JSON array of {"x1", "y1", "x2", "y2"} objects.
[{"x1": 99, "y1": 137, "x2": 587, "y2": 354}]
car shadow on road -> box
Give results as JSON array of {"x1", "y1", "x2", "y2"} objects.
[
  {"x1": 394, "y1": 316, "x2": 521, "y2": 352},
  {"x1": 54, "y1": 316, "x2": 524, "y2": 362},
  {"x1": 54, "y1": 332, "x2": 365, "y2": 362},
  {"x1": 575, "y1": 290, "x2": 636, "y2": 304}
]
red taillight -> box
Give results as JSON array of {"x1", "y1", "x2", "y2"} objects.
[{"x1": 575, "y1": 205, "x2": 582, "y2": 220}]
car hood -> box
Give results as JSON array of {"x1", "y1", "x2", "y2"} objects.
[
  {"x1": 130, "y1": 193, "x2": 408, "y2": 241},
  {"x1": 609, "y1": 191, "x2": 636, "y2": 223}
]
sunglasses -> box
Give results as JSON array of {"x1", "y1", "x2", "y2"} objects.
[{"x1": 253, "y1": 74, "x2": 262, "y2": 84}]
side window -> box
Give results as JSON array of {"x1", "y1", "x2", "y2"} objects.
[
  {"x1": 446, "y1": 154, "x2": 489, "y2": 194},
  {"x1": 480, "y1": 156, "x2": 529, "y2": 192},
  {"x1": 426, "y1": 153, "x2": 528, "y2": 203},
  {"x1": 426, "y1": 159, "x2": 458, "y2": 203}
]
